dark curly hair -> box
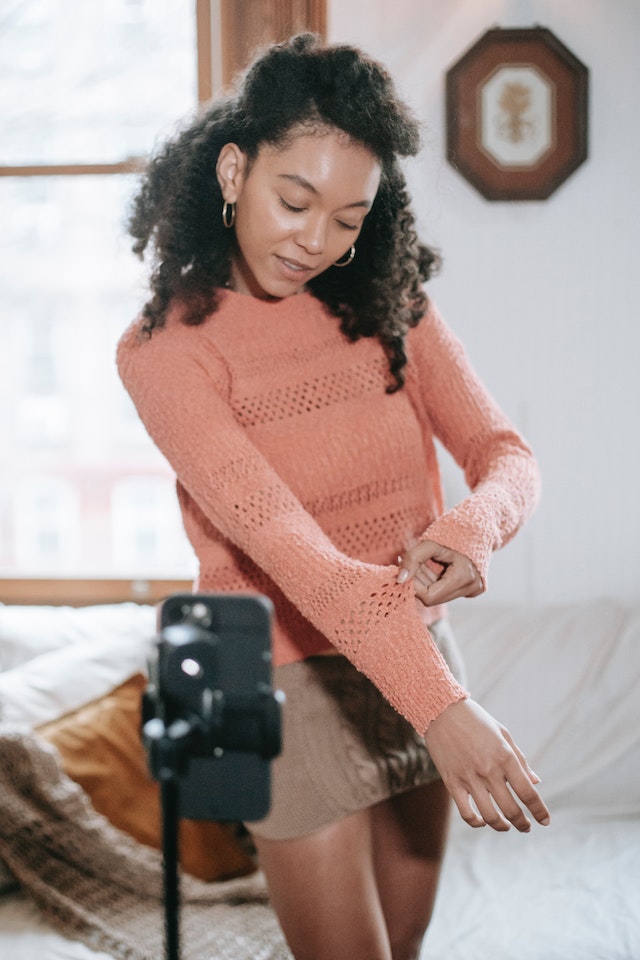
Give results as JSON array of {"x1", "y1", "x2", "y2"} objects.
[{"x1": 128, "y1": 33, "x2": 440, "y2": 391}]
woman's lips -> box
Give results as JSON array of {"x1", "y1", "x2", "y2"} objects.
[{"x1": 275, "y1": 255, "x2": 315, "y2": 280}]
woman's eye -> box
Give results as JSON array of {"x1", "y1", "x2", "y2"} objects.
[
  {"x1": 279, "y1": 197, "x2": 305, "y2": 213},
  {"x1": 336, "y1": 219, "x2": 359, "y2": 232}
]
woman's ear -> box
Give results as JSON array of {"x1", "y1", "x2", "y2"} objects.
[{"x1": 216, "y1": 143, "x2": 248, "y2": 203}]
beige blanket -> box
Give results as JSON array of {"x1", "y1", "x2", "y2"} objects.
[{"x1": 0, "y1": 725, "x2": 291, "y2": 959}]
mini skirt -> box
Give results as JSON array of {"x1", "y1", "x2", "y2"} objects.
[{"x1": 245, "y1": 620, "x2": 465, "y2": 841}]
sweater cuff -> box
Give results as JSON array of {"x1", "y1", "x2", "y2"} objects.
[{"x1": 420, "y1": 518, "x2": 491, "y2": 590}]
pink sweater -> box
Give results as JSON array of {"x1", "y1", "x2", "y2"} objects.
[{"x1": 117, "y1": 290, "x2": 540, "y2": 733}]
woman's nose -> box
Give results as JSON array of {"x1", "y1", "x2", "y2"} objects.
[{"x1": 296, "y1": 214, "x2": 326, "y2": 254}]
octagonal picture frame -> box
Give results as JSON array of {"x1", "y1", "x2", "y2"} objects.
[{"x1": 446, "y1": 27, "x2": 589, "y2": 200}]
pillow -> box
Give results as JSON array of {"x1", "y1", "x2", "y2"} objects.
[
  {"x1": 0, "y1": 632, "x2": 154, "y2": 729},
  {"x1": 38, "y1": 673, "x2": 256, "y2": 883},
  {"x1": 0, "y1": 602, "x2": 156, "y2": 672}
]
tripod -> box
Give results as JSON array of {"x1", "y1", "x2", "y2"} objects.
[
  {"x1": 143, "y1": 594, "x2": 283, "y2": 960},
  {"x1": 145, "y1": 713, "x2": 194, "y2": 960},
  {"x1": 161, "y1": 776, "x2": 182, "y2": 960}
]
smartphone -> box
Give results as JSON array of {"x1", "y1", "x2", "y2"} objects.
[{"x1": 146, "y1": 593, "x2": 281, "y2": 823}]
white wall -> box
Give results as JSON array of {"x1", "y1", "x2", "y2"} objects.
[{"x1": 329, "y1": 0, "x2": 640, "y2": 605}]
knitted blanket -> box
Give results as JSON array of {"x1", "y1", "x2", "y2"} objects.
[{"x1": 0, "y1": 725, "x2": 291, "y2": 959}]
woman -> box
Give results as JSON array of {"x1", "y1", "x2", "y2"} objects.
[{"x1": 118, "y1": 34, "x2": 550, "y2": 960}]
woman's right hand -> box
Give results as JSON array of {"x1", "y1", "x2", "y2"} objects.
[{"x1": 424, "y1": 698, "x2": 551, "y2": 832}]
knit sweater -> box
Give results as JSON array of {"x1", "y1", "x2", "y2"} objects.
[{"x1": 117, "y1": 290, "x2": 540, "y2": 734}]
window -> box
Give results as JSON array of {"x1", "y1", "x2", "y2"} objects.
[
  {"x1": 1, "y1": 0, "x2": 325, "y2": 586},
  {"x1": 0, "y1": 0, "x2": 210, "y2": 578}
]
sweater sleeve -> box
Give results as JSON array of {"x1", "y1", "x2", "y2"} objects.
[
  {"x1": 117, "y1": 316, "x2": 468, "y2": 734},
  {"x1": 407, "y1": 303, "x2": 541, "y2": 585}
]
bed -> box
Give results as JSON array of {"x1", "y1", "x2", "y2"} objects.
[{"x1": 0, "y1": 582, "x2": 638, "y2": 959}]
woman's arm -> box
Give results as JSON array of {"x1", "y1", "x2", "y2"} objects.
[
  {"x1": 404, "y1": 303, "x2": 541, "y2": 589},
  {"x1": 398, "y1": 305, "x2": 550, "y2": 831}
]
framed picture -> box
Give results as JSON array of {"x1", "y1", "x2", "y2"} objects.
[{"x1": 446, "y1": 27, "x2": 589, "y2": 200}]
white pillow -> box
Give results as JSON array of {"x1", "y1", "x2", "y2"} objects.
[
  {"x1": 0, "y1": 602, "x2": 157, "y2": 673},
  {"x1": 0, "y1": 630, "x2": 155, "y2": 729}
]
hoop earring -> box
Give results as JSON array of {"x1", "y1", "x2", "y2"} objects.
[
  {"x1": 333, "y1": 245, "x2": 355, "y2": 268},
  {"x1": 222, "y1": 201, "x2": 236, "y2": 229}
]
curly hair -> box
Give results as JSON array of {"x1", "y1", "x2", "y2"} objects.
[{"x1": 128, "y1": 33, "x2": 440, "y2": 391}]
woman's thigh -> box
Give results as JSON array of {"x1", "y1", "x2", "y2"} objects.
[
  {"x1": 253, "y1": 807, "x2": 393, "y2": 960},
  {"x1": 371, "y1": 779, "x2": 451, "y2": 960},
  {"x1": 252, "y1": 781, "x2": 451, "y2": 960}
]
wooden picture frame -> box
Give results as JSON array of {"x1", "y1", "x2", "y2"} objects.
[{"x1": 446, "y1": 27, "x2": 588, "y2": 200}]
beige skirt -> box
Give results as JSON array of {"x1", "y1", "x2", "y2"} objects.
[{"x1": 246, "y1": 620, "x2": 465, "y2": 840}]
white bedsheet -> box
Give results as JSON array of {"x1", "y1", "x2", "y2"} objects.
[{"x1": 424, "y1": 811, "x2": 640, "y2": 959}]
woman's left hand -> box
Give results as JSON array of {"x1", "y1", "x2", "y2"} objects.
[{"x1": 396, "y1": 540, "x2": 483, "y2": 606}]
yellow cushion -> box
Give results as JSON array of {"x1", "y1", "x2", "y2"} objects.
[{"x1": 38, "y1": 673, "x2": 256, "y2": 882}]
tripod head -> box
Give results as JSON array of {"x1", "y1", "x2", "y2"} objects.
[{"x1": 143, "y1": 594, "x2": 283, "y2": 822}]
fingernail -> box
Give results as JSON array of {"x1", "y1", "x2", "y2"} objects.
[
  {"x1": 396, "y1": 569, "x2": 409, "y2": 584},
  {"x1": 531, "y1": 771, "x2": 542, "y2": 784},
  {"x1": 540, "y1": 816, "x2": 551, "y2": 826}
]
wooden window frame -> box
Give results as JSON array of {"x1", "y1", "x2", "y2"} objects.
[
  {"x1": 219, "y1": 0, "x2": 326, "y2": 88},
  {"x1": 0, "y1": 577, "x2": 193, "y2": 606}
]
